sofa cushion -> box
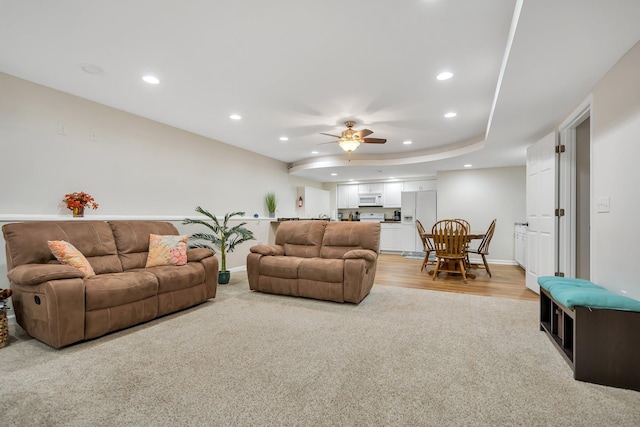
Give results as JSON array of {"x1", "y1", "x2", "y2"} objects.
[
  {"x1": 84, "y1": 271, "x2": 158, "y2": 311},
  {"x1": 48, "y1": 240, "x2": 96, "y2": 278},
  {"x1": 145, "y1": 234, "x2": 188, "y2": 267},
  {"x1": 320, "y1": 222, "x2": 380, "y2": 259},
  {"x1": 260, "y1": 256, "x2": 304, "y2": 279},
  {"x1": 134, "y1": 263, "x2": 205, "y2": 294},
  {"x1": 108, "y1": 221, "x2": 180, "y2": 270},
  {"x1": 298, "y1": 258, "x2": 344, "y2": 283},
  {"x1": 2, "y1": 221, "x2": 123, "y2": 274},
  {"x1": 275, "y1": 221, "x2": 326, "y2": 258}
]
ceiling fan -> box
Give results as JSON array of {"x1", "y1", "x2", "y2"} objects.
[{"x1": 320, "y1": 121, "x2": 387, "y2": 153}]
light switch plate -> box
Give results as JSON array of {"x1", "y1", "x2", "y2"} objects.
[{"x1": 597, "y1": 196, "x2": 610, "y2": 213}]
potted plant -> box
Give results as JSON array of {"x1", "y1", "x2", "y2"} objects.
[
  {"x1": 265, "y1": 192, "x2": 277, "y2": 218},
  {"x1": 183, "y1": 207, "x2": 255, "y2": 284},
  {"x1": 63, "y1": 191, "x2": 99, "y2": 217}
]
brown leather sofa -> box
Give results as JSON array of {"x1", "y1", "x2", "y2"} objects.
[
  {"x1": 2, "y1": 221, "x2": 218, "y2": 348},
  {"x1": 247, "y1": 220, "x2": 380, "y2": 303}
]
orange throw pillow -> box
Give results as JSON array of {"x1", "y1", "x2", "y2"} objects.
[{"x1": 47, "y1": 240, "x2": 96, "y2": 278}]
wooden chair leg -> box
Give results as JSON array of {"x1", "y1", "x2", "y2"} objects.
[
  {"x1": 432, "y1": 259, "x2": 441, "y2": 281},
  {"x1": 459, "y1": 260, "x2": 467, "y2": 283},
  {"x1": 482, "y1": 254, "x2": 491, "y2": 277},
  {"x1": 421, "y1": 253, "x2": 428, "y2": 271}
]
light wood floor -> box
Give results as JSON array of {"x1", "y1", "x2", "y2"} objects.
[{"x1": 375, "y1": 253, "x2": 538, "y2": 302}]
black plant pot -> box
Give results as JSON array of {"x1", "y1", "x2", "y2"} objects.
[{"x1": 218, "y1": 271, "x2": 230, "y2": 285}]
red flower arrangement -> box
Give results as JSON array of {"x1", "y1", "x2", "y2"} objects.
[{"x1": 63, "y1": 192, "x2": 99, "y2": 210}]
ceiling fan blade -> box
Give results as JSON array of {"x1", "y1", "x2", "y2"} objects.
[
  {"x1": 363, "y1": 138, "x2": 386, "y2": 144},
  {"x1": 317, "y1": 141, "x2": 339, "y2": 145},
  {"x1": 356, "y1": 129, "x2": 373, "y2": 138},
  {"x1": 320, "y1": 132, "x2": 341, "y2": 138}
]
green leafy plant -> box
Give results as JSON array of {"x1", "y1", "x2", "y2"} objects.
[
  {"x1": 183, "y1": 207, "x2": 255, "y2": 272},
  {"x1": 265, "y1": 192, "x2": 277, "y2": 213}
]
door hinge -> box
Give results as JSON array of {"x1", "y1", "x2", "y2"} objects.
[
  {"x1": 555, "y1": 208, "x2": 565, "y2": 217},
  {"x1": 555, "y1": 144, "x2": 565, "y2": 153},
  {"x1": 555, "y1": 272, "x2": 565, "y2": 277}
]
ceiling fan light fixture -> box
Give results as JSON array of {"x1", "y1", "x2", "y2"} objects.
[{"x1": 339, "y1": 139, "x2": 361, "y2": 153}]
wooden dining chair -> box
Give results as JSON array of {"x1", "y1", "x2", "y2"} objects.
[
  {"x1": 467, "y1": 219, "x2": 497, "y2": 277},
  {"x1": 415, "y1": 219, "x2": 435, "y2": 272},
  {"x1": 451, "y1": 218, "x2": 470, "y2": 232},
  {"x1": 431, "y1": 219, "x2": 468, "y2": 283},
  {"x1": 450, "y1": 218, "x2": 471, "y2": 268}
]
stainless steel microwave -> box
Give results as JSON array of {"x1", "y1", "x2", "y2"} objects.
[{"x1": 359, "y1": 193, "x2": 383, "y2": 206}]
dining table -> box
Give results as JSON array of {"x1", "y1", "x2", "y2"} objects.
[{"x1": 420, "y1": 232, "x2": 486, "y2": 279}]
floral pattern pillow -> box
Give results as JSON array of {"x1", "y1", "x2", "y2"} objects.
[
  {"x1": 47, "y1": 240, "x2": 96, "y2": 278},
  {"x1": 145, "y1": 234, "x2": 188, "y2": 267}
]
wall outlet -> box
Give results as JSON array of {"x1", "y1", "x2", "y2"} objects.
[
  {"x1": 596, "y1": 196, "x2": 610, "y2": 213},
  {"x1": 90, "y1": 133, "x2": 97, "y2": 142},
  {"x1": 57, "y1": 125, "x2": 67, "y2": 136}
]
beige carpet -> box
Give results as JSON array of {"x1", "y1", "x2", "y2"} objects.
[{"x1": 2, "y1": 276, "x2": 639, "y2": 426}]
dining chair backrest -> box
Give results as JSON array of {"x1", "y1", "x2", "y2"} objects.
[
  {"x1": 431, "y1": 219, "x2": 467, "y2": 257},
  {"x1": 476, "y1": 219, "x2": 497, "y2": 255},
  {"x1": 415, "y1": 219, "x2": 434, "y2": 251},
  {"x1": 451, "y1": 218, "x2": 470, "y2": 232}
]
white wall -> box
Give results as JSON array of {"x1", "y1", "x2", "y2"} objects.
[
  {"x1": 589, "y1": 41, "x2": 640, "y2": 299},
  {"x1": 436, "y1": 166, "x2": 526, "y2": 263},
  {"x1": 0, "y1": 72, "x2": 323, "y2": 281}
]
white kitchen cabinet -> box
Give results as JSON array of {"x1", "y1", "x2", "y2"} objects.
[
  {"x1": 515, "y1": 223, "x2": 527, "y2": 268},
  {"x1": 358, "y1": 183, "x2": 383, "y2": 194},
  {"x1": 380, "y1": 222, "x2": 403, "y2": 252},
  {"x1": 337, "y1": 184, "x2": 359, "y2": 209},
  {"x1": 403, "y1": 180, "x2": 436, "y2": 192},
  {"x1": 383, "y1": 182, "x2": 403, "y2": 208}
]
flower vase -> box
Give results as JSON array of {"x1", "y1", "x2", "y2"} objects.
[{"x1": 73, "y1": 206, "x2": 84, "y2": 218}]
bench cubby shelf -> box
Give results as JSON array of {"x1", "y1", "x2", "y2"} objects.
[{"x1": 540, "y1": 288, "x2": 640, "y2": 391}]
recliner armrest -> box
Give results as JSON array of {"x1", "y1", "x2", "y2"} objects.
[
  {"x1": 250, "y1": 244, "x2": 285, "y2": 256},
  {"x1": 343, "y1": 249, "x2": 377, "y2": 263},
  {"x1": 7, "y1": 264, "x2": 85, "y2": 286},
  {"x1": 187, "y1": 248, "x2": 215, "y2": 262}
]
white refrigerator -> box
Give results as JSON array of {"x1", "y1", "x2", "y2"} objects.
[{"x1": 400, "y1": 190, "x2": 437, "y2": 253}]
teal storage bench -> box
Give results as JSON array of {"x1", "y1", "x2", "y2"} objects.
[{"x1": 538, "y1": 276, "x2": 640, "y2": 391}]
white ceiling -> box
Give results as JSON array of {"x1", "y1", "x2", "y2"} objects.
[{"x1": 1, "y1": 0, "x2": 640, "y2": 183}]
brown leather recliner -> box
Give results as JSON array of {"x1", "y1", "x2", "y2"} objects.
[
  {"x1": 2, "y1": 221, "x2": 218, "y2": 348},
  {"x1": 247, "y1": 220, "x2": 380, "y2": 303}
]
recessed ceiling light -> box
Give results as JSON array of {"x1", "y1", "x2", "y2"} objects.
[
  {"x1": 142, "y1": 75, "x2": 160, "y2": 84},
  {"x1": 444, "y1": 112, "x2": 457, "y2": 118},
  {"x1": 348, "y1": 179, "x2": 354, "y2": 181},
  {"x1": 279, "y1": 137, "x2": 288, "y2": 141},
  {"x1": 389, "y1": 177, "x2": 395, "y2": 179},
  {"x1": 81, "y1": 64, "x2": 102, "y2": 75},
  {"x1": 229, "y1": 114, "x2": 242, "y2": 120},
  {"x1": 403, "y1": 140, "x2": 413, "y2": 145},
  {"x1": 437, "y1": 71, "x2": 453, "y2": 81},
  {"x1": 331, "y1": 173, "x2": 338, "y2": 176},
  {"x1": 311, "y1": 151, "x2": 319, "y2": 154},
  {"x1": 464, "y1": 164, "x2": 472, "y2": 168}
]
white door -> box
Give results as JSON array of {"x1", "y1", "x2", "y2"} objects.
[{"x1": 526, "y1": 132, "x2": 558, "y2": 294}]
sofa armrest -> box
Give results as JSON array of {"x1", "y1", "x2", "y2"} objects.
[
  {"x1": 250, "y1": 244, "x2": 285, "y2": 256},
  {"x1": 343, "y1": 249, "x2": 377, "y2": 263},
  {"x1": 7, "y1": 264, "x2": 85, "y2": 286},
  {"x1": 187, "y1": 248, "x2": 215, "y2": 262}
]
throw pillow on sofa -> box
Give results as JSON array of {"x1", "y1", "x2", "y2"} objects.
[
  {"x1": 47, "y1": 240, "x2": 96, "y2": 278},
  {"x1": 145, "y1": 234, "x2": 188, "y2": 267}
]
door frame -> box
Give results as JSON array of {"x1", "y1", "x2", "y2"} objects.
[{"x1": 558, "y1": 96, "x2": 592, "y2": 278}]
